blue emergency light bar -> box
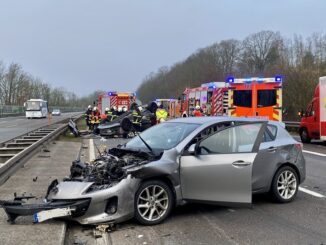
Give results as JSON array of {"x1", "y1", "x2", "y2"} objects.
[
  {"x1": 226, "y1": 76, "x2": 235, "y2": 83},
  {"x1": 275, "y1": 75, "x2": 283, "y2": 82},
  {"x1": 108, "y1": 91, "x2": 117, "y2": 96}
]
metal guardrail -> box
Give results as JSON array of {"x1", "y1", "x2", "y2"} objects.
[
  {"x1": 284, "y1": 121, "x2": 300, "y2": 128},
  {"x1": 0, "y1": 114, "x2": 83, "y2": 185}
]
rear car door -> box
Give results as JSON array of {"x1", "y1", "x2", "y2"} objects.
[{"x1": 180, "y1": 122, "x2": 266, "y2": 205}]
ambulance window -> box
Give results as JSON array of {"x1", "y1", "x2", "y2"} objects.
[
  {"x1": 258, "y1": 90, "x2": 277, "y2": 107},
  {"x1": 234, "y1": 90, "x2": 252, "y2": 107}
]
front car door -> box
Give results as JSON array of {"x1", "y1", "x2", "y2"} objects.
[{"x1": 180, "y1": 122, "x2": 266, "y2": 205}]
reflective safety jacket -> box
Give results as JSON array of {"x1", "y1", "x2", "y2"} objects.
[
  {"x1": 105, "y1": 111, "x2": 113, "y2": 121},
  {"x1": 91, "y1": 111, "x2": 101, "y2": 124},
  {"x1": 156, "y1": 109, "x2": 168, "y2": 121},
  {"x1": 132, "y1": 110, "x2": 142, "y2": 125}
]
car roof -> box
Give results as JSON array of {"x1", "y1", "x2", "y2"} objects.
[{"x1": 167, "y1": 116, "x2": 284, "y2": 127}]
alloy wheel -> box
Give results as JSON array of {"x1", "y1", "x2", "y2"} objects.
[
  {"x1": 137, "y1": 185, "x2": 169, "y2": 222},
  {"x1": 277, "y1": 170, "x2": 297, "y2": 200}
]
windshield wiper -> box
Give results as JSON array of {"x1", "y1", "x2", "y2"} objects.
[{"x1": 135, "y1": 132, "x2": 154, "y2": 155}]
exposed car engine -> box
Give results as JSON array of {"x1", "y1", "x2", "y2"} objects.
[{"x1": 67, "y1": 148, "x2": 156, "y2": 187}]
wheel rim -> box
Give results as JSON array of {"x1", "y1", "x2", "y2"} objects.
[
  {"x1": 277, "y1": 170, "x2": 297, "y2": 200},
  {"x1": 137, "y1": 185, "x2": 169, "y2": 222}
]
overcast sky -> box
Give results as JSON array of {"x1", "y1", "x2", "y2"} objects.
[{"x1": 0, "y1": 0, "x2": 326, "y2": 96}]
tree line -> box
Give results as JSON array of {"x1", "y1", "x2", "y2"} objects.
[
  {"x1": 0, "y1": 61, "x2": 98, "y2": 108},
  {"x1": 136, "y1": 30, "x2": 326, "y2": 120}
]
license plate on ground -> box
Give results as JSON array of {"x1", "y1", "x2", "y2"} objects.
[{"x1": 33, "y1": 207, "x2": 72, "y2": 223}]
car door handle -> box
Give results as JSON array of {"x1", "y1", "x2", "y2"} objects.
[
  {"x1": 268, "y1": 147, "x2": 277, "y2": 152},
  {"x1": 232, "y1": 160, "x2": 251, "y2": 167}
]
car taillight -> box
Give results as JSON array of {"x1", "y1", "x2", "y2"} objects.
[{"x1": 295, "y1": 143, "x2": 303, "y2": 150}]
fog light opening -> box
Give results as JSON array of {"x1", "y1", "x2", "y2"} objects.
[{"x1": 105, "y1": 196, "x2": 118, "y2": 215}]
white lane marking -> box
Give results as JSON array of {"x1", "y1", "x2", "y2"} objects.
[
  {"x1": 303, "y1": 150, "x2": 326, "y2": 157},
  {"x1": 299, "y1": 187, "x2": 325, "y2": 198},
  {"x1": 6, "y1": 124, "x2": 18, "y2": 128},
  {"x1": 89, "y1": 138, "x2": 95, "y2": 162}
]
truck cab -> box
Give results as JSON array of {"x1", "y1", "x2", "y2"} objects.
[{"x1": 299, "y1": 77, "x2": 326, "y2": 143}]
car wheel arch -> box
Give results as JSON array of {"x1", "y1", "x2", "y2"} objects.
[
  {"x1": 269, "y1": 162, "x2": 301, "y2": 191},
  {"x1": 138, "y1": 175, "x2": 177, "y2": 206},
  {"x1": 299, "y1": 127, "x2": 311, "y2": 139}
]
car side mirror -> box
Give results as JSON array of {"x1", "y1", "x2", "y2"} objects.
[{"x1": 188, "y1": 143, "x2": 197, "y2": 155}]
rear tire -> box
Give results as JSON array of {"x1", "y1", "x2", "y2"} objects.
[
  {"x1": 134, "y1": 180, "x2": 174, "y2": 225},
  {"x1": 271, "y1": 166, "x2": 299, "y2": 203},
  {"x1": 300, "y1": 128, "x2": 311, "y2": 143}
]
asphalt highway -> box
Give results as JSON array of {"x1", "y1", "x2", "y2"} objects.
[{"x1": 0, "y1": 113, "x2": 81, "y2": 144}]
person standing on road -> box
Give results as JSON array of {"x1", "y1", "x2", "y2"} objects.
[
  {"x1": 132, "y1": 106, "x2": 143, "y2": 131},
  {"x1": 85, "y1": 105, "x2": 92, "y2": 130},
  {"x1": 104, "y1": 107, "x2": 112, "y2": 122},
  {"x1": 111, "y1": 106, "x2": 118, "y2": 121},
  {"x1": 91, "y1": 106, "x2": 101, "y2": 134},
  {"x1": 193, "y1": 105, "x2": 203, "y2": 117},
  {"x1": 156, "y1": 104, "x2": 168, "y2": 123},
  {"x1": 105, "y1": 107, "x2": 113, "y2": 122},
  {"x1": 206, "y1": 100, "x2": 212, "y2": 116}
]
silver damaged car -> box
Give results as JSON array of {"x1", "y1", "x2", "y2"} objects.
[{"x1": 1, "y1": 117, "x2": 305, "y2": 225}]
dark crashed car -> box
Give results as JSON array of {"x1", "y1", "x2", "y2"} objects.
[
  {"x1": 1, "y1": 117, "x2": 305, "y2": 225},
  {"x1": 98, "y1": 103, "x2": 157, "y2": 137}
]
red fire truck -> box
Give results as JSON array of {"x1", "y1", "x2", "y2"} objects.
[
  {"x1": 182, "y1": 76, "x2": 283, "y2": 121},
  {"x1": 182, "y1": 82, "x2": 228, "y2": 116},
  {"x1": 299, "y1": 76, "x2": 326, "y2": 142},
  {"x1": 98, "y1": 92, "x2": 136, "y2": 117}
]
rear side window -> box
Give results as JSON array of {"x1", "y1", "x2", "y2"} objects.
[
  {"x1": 233, "y1": 90, "x2": 252, "y2": 107},
  {"x1": 257, "y1": 90, "x2": 277, "y2": 107},
  {"x1": 262, "y1": 125, "x2": 277, "y2": 142}
]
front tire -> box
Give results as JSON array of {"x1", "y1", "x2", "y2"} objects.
[
  {"x1": 134, "y1": 180, "x2": 174, "y2": 225},
  {"x1": 300, "y1": 128, "x2": 311, "y2": 143},
  {"x1": 271, "y1": 166, "x2": 299, "y2": 203}
]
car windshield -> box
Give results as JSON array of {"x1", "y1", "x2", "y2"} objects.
[
  {"x1": 53, "y1": 109, "x2": 59, "y2": 112},
  {"x1": 125, "y1": 122, "x2": 200, "y2": 151}
]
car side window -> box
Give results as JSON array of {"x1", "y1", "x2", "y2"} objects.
[
  {"x1": 198, "y1": 123, "x2": 262, "y2": 154},
  {"x1": 262, "y1": 125, "x2": 277, "y2": 142}
]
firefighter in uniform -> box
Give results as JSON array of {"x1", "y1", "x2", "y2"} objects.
[
  {"x1": 156, "y1": 104, "x2": 168, "y2": 123},
  {"x1": 111, "y1": 106, "x2": 118, "y2": 121},
  {"x1": 193, "y1": 105, "x2": 203, "y2": 117},
  {"x1": 91, "y1": 106, "x2": 101, "y2": 134},
  {"x1": 105, "y1": 107, "x2": 113, "y2": 122},
  {"x1": 132, "y1": 106, "x2": 142, "y2": 131},
  {"x1": 85, "y1": 105, "x2": 92, "y2": 130}
]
